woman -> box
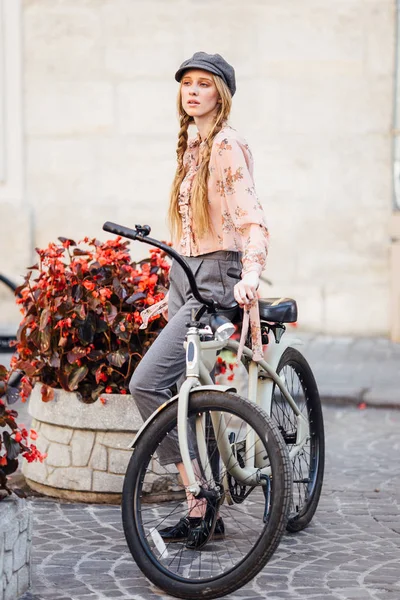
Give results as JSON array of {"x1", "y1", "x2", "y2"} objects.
[{"x1": 129, "y1": 51, "x2": 269, "y2": 547}]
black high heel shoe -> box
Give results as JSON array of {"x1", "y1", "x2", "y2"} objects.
[
  {"x1": 185, "y1": 496, "x2": 224, "y2": 550},
  {"x1": 159, "y1": 515, "x2": 225, "y2": 544},
  {"x1": 159, "y1": 516, "x2": 202, "y2": 543}
]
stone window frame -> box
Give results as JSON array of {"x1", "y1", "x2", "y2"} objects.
[{"x1": 0, "y1": 0, "x2": 23, "y2": 203}]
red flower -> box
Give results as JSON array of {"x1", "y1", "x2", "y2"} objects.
[
  {"x1": 0, "y1": 456, "x2": 7, "y2": 466},
  {"x1": 30, "y1": 429, "x2": 38, "y2": 441},
  {"x1": 100, "y1": 397, "x2": 106, "y2": 404},
  {"x1": 99, "y1": 288, "x2": 112, "y2": 300},
  {"x1": 83, "y1": 281, "x2": 95, "y2": 291},
  {"x1": 105, "y1": 386, "x2": 112, "y2": 394},
  {"x1": 22, "y1": 445, "x2": 47, "y2": 463},
  {"x1": 14, "y1": 432, "x2": 22, "y2": 443}
]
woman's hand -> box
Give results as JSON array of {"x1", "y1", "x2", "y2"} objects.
[{"x1": 234, "y1": 271, "x2": 259, "y2": 307}]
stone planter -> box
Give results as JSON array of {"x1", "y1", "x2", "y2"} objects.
[
  {"x1": 22, "y1": 386, "x2": 179, "y2": 503},
  {"x1": 0, "y1": 495, "x2": 32, "y2": 600}
]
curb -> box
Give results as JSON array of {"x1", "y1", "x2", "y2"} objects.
[{"x1": 321, "y1": 395, "x2": 400, "y2": 411}]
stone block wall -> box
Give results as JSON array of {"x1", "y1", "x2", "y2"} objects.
[
  {"x1": 0, "y1": 496, "x2": 32, "y2": 600},
  {"x1": 22, "y1": 387, "x2": 180, "y2": 502},
  {"x1": 26, "y1": 420, "x2": 136, "y2": 494}
]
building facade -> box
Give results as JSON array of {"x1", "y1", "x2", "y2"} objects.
[{"x1": 0, "y1": 0, "x2": 398, "y2": 338}]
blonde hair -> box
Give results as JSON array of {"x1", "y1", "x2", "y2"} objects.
[{"x1": 168, "y1": 74, "x2": 232, "y2": 242}]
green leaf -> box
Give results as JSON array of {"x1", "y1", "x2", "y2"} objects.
[
  {"x1": 95, "y1": 318, "x2": 108, "y2": 333},
  {"x1": 72, "y1": 284, "x2": 83, "y2": 302},
  {"x1": 67, "y1": 365, "x2": 89, "y2": 391},
  {"x1": 57, "y1": 368, "x2": 70, "y2": 391},
  {"x1": 0, "y1": 365, "x2": 8, "y2": 380},
  {"x1": 106, "y1": 350, "x2": 128, "y2": 368},
  {"x1": 125, "y1": 292, "x2": 147, "y2": 305},
  {"x1": 76, "y1": 304, "x2": 86, "y2": 320},
  {"x1": 6, "y1": 387, "x2": 21, "y2": 405},
  {"x1": 77, "y1": 313, "x2": 96, "y2": 346},
  {"x1": 2, "y1": 432, "x2": 22, "y2": 461},
  {"x1": 40, "y1": 325, "x2": 51, "y2": 352},
  {"x1": 17, "y1": 315, "x2": 35, "y2": 344},
  {"x1": 111, "y1": 314, "x2": 130, "y2": 342},
  {"x1": 67, "y1": 347, "x2": 87, "y2": 364},
  {"x1": 73, "y1": 248, "x2": 90, "y2": 256},
  {"x1": 87, "y1": 349, "x2": 106, "y2": 362},
  {"x1": 112, "y1": 277, "x2": 127, "y2": 300},
  {"x1": 49, "y1": 353, "x2": 61, "y2": 368},
  {"x1": 41, "y1": 384, "x2": 55, "y2": 402},
  {"x1": 91, "y1": 385, "x2": 105, "y2": 401},
  {"x1": 58, "y1": 237, "x2": 76, "y2": 246},
  {"x1": 39, "y1": 307, "x2": 51, "y2": 331},
  {"x1": 104, "y1": 303, "x2": 118, "y2": 325}
]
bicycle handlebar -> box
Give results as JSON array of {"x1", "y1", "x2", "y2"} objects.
[{"x1": 103, "y1": 221, "x2": 237, "y2": 312}]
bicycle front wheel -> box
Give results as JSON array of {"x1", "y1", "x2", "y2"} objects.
[{"x1": 122, "y1": 389, "x2": 292, "y2": 600}]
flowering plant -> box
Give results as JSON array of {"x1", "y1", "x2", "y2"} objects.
[
  {"x1": 11, "y1": 236, "x2": 170, "y2": 403},
  {"x1": 0, "y1": 366, "x2": 45, "y2": 499},
  {"x1": 215, "y1": 349, "x2": 238, "y2": 383}
]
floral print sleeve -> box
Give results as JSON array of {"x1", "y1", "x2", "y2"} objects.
[{"x1": 213, "y1": 138, "x2": 269, "y2": 276}]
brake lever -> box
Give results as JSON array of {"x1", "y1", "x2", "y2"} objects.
[{"x1": 135, "y1": 224, "x2": 151, "y2": 237}]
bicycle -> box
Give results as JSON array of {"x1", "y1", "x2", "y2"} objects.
[
  {"x1": 0, "y1": 274, "x2": 18, "y2": 354},
  {"x1": 103, "y1": 221, "x2": 325, "y2": 600}
]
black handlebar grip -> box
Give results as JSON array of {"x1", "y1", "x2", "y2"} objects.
[
  {"x1": 103, "y1": 221, "x2": 138, "y2": 240},
  {"x1": 227, "y1": 267, "x2": 241, "y2": 280}
]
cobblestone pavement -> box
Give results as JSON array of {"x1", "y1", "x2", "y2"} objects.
[
  {"x1": 18, "y1": 404, "x2": 400, "y2": 600},
  {"x1": 293, "y1": 333, "x2": 400, "y2": 409}
]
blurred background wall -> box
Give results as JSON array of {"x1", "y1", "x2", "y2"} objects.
[{"x1": 0, "y1": 0, "x2": 398, "y2": 338}]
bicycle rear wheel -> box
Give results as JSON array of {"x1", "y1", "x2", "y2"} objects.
[
  {"x1": 272, "y1": 347, "x2": 325, "y2": 532},
  {"x1": 0, "y1": 274, "x2": 18, "y2": 354},
  {"x1": 122, "y1": 389, "x2": 292, "y2": 600}
]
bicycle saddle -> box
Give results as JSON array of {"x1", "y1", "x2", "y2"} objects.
[
  {"x1": 214, "y1": 298, "x2": 297, "y2": 325},
  {"x1": 258, "y1": 298, "x2": 297, "y2": 323}
]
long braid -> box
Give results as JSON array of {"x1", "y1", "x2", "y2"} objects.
[
  {"x1": 168, "y1": 113, "x2": 192, "y2": 241},
  {"x1": 176, "y1": 113, "x2": 191, "y2": 176}
]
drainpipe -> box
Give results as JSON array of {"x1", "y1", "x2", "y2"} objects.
[{"x1": 390, "y1": 0, "x2": 400, "y2": 341}]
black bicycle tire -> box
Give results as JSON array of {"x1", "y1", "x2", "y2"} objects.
[
  {"x1": 273, "y1": 347, "x2": 325, "y2": 533},
  {"x1": 0, "y1": 274, "x2": 18, "y2": 353},
  {"x1": 122, "y1": 390, "x2": 292, "y2": 600}
]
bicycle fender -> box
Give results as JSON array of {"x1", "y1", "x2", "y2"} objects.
[
  {"x1": 262, "y1": 336, "x2": 303, "y2": 372},
  {"x1": 128, "y1": 384, "x2": 236, "y2": 449}
]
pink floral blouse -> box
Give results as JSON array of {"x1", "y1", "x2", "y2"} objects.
[
  {"x1": 141, "y1": 125, "x2": 269, "y2": 362},
  {"x1": 177, "y1": 125, "x2": 269, "y2": 277}
]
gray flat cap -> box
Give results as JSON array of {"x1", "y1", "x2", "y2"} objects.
[{"x1": 175, "y1": 52, "x2": 236, "y2": 97}]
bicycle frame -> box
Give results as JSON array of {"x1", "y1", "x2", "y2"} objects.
[
  {"x1": 177, "y1": 327, "x2": 309, "y2": 497},
  {"x1": 101, "y1": 221, "x2": 309, "y2": 498}
]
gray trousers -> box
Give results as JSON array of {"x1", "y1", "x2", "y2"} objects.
[{"x1": 129, "y1": 250, "x2": 241, "y2": 464}]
